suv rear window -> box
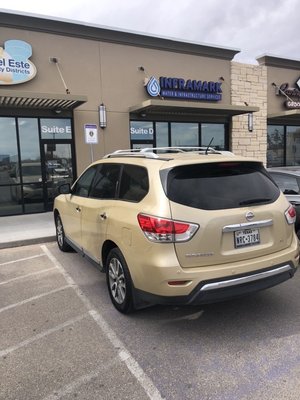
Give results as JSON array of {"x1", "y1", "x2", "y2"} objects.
[{"x1": 165, "y1": 162, "x2": 280, "y2": 210}]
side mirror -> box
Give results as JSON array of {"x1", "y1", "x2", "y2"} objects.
[{"x1": 58, "y1": 183, "x2": 71, "y2": 194}]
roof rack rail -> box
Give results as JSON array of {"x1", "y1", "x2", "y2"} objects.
[
  {"x1": 104, "y1": 149, "x2": 160, "y2": 159},
  {"x1": 104, "y1": 146, "x2": 231, "y2": 159}
]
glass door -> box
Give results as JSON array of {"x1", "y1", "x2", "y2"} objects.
[{"x1": 42, "y1": 142, "x2": 74, "y2": 211}]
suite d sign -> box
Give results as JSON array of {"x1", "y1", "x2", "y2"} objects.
[
  {"x1": 146, "y1": 76, "x2": 222, "y2": 101},
  {"x1": 0, "y1": 40, "x2": 37, "y2": 85}
]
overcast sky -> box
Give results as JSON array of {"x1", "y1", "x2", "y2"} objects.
[{"x1": 1, "y1": 0, "x2": 300, "y2": 64}]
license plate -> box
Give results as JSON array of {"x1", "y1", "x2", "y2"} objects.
[{"x1": 234, "y1": 228, "x2": 260, "y2": 248}]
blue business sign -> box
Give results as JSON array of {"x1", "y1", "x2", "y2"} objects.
[
  {"x1": 0, "y1": 40, "x2": 37, "y2": 85},
  {"x1": 146, "y1": 76, "x2": 222, "y2": 101}
]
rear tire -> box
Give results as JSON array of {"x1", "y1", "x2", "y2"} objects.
[
  {"x1": 55, "y1": 214, "x2": 72, "y2": 252},
  {"x1": 106, "y1": 248, "x2": 134, "y2": 313}
]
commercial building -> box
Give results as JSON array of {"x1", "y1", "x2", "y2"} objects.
[{"x1": 1, "y1": 10, "x2": 300, "y2": 216}]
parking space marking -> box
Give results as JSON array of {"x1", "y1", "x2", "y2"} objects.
[
  {"x1": 0, "y1": 285, "x2": 71, "y2": 314},
  {"x1": 42, "y1": 357, "x2": 119, "y2": 400},
  {"x1": 41, "y1": 244, "x2": 165, "y2": 400},
  {"x1": 0, "y1": 313, "x2": 88, "y2": 357},
  {"x1": 0, "y1": 253, "x2": 46, "y2": 267},
  {"x1": 0, "y1": 267, "x2": 57, "y2": 285}
]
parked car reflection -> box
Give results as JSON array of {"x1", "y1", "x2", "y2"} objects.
[
  {"x1": 268, "y1": 167, "x2": 300, "y2": 239},
  {"x1": 10, "y1": 162, "x2": 43, "y2": 202}
]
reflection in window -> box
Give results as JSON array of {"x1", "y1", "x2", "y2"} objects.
[
  {"x1": 171, "y1": 123, "x2": 198, "y2": 146},
  {"x1": 0, "y1": 185, "x2": 22, "y2": 216},
  {"x1": 201, "y1": 124, "x2": 225, "y2": 150},
  {"x1": 119, "y1": 164, "x2": 148, "y2": 201},
  {"x1": 73, "y1": 166, "x2": 97, "y2": 197},
  {"x1": 90, "y1": 164, "x2": 120, "y2": 199},
  {"x1": 19, "y1": 118, "x2": 40, "y2": 162},
  {"x1": 19, "y1": 118, "x2": 42, "y2": 183},
  {"x1": 156, "y1": 122, "x2": 168, "y2": 147},
  {"x1": 286, "y1": 126, "x2": 300, "y2": 166},
  {"x1": 267, "y1": 125, "x2": 284, "y2": 167},
  {"x1": 270, "y1": 173, "x2": 299, "y2": 195},
  {"x1": 0, "y1": 117, "x2": 18, "y2": 185}
]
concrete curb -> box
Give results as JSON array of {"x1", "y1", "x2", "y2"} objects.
[{"x1": 0, "y1": 236, "x2": 56, "y2": 250}]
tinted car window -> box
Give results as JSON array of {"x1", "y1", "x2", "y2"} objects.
[
  {"x1": 166, "y1": 162, "x2": 280, "y2": 210},
  {"x1": 72, "y1": 166, "x2": 97, "y2": 197},
  {"x1": 89, "y1": 164, "x2": 120, "y2": 199},
  {"x1": 270, "y1": 173, "x2": 300, "y2": 195},
  {"x1": 119, "y1": 164, "x2": 149, "y2": 202}
]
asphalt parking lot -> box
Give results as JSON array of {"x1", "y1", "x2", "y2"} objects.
[
  {"x1": 0, "y1": 243, "x2": 159, "y2": 400},
  {"x1": 1, "y1": 241, "x2": 300, "y2": 400}
]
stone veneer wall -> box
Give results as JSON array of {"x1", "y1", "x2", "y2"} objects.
[{"x1": 231, "y1": 62, "x2": 268, "y2": 164}]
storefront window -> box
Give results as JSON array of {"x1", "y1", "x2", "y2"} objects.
[
  {"x1": 267, "y1": 125, "x2": 284, "y2": 167},
  {"x1": 286, "y1": 126, "x2": 300, "y2": 166},
  {"x1": 171, "y1": 123, "x2": 198, "y2": 146},
  {"x1": 201, "y1": 124, "x2": 225, "y2": 150},
  {"x1": 0, "y1": 116, "x2": 75, "y2": 216},
  {"x1": 0, "y1": 117, "x2": 22, "y2": 215},
  {"x1": 156, "y1": 122, "x2": 168, "y2": 147},
  {"x1": 130, "y1": 120, "x2": 227, "y2": 150},
  {"x1": 18, "y1": 118, "x2": 43, "y2": 213},
  {"x1": 0, "y1": 117, "x2": 18, "y2": 185}
]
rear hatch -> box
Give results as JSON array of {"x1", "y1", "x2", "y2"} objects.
[{"x1": 163, "y1": 160, "x2": 293, "y2": 268}]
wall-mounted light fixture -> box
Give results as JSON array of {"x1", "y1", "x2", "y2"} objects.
[
  {"x1": 99, "y1": 103, "x2": 107, "y2": 129},
  {"x1": 248, "y1": 112, "x2": 253, "y2": 132}
]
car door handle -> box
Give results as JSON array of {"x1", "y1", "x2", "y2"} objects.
[
  {"x1": 100, "y1": 212, "x2": 107, "y2": 220},
  {"x1": 76, "y1": 206, "x2": 81, "y2": 212}
]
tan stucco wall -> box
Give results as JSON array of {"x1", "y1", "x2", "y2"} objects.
[{"x1": 231, "y1": 62, "x2": 268, "y2": 164}]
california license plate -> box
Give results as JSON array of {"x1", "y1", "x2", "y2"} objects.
[{"x1": 234, "y1": 228, "x2": 260, "y2": 248}]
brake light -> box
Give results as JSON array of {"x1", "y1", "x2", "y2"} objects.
[
  {"x1": 137, "y1": 213, "x2": 199, "y2": 243},
  {"x1": 285, "y1": 204, "x2": 296, "y2": 225}
]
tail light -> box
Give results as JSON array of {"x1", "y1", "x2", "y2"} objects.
[
  {"x1": 137, "y1": 213, "x2": 199, "y2": 243},
  {"x1": 285, "y1": 204, "x2": 296, "y2": 225}
]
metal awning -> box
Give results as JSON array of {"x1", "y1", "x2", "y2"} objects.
[
  {"x1": 0, "y1": 89, "x2": 87, "y2": 110},
  {"x1": 268, "y1": 110, "x2": 300, "y2": 121},
  {"x1": 129, "y1": 99, "x2": 259, "y2": 118}
]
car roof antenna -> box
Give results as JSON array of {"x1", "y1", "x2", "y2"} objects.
[{"x1": 205, "y1": 137, "x2": 214, "y2": 155}]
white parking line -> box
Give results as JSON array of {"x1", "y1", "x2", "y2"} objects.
[
  {"x1": 0, "y1": 285, "x2": 71, "y2": 314},
  {"x1": 42, "y1": 357, "x2": 119, "y2": 400},
  {"x1": 41, "y1": 244, "x2": 165, "y2": 400},
  {"x1": 0, "y1": 253, "x2": 46, "y2": 267},
  {"x1": 0, "y1": 267, "x2": 57, "y2": 286},
  {"x1": 0, "y1": 313, "x2": 88, "y2": 358}
]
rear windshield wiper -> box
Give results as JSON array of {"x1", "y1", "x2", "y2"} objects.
[{"x1": 239, "y1": 198, "x2": 271, "y2": 206}]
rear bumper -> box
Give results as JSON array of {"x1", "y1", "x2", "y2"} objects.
[{"x1": 133, "y1": 262, "x2": 297, "y2": 308}]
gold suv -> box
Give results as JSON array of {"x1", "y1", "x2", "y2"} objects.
[{"x1": 54, "y1": 147, "x2": 299, "y2": 313}]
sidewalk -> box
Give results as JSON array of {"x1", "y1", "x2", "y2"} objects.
[{"x1": 0, "y1": 212, "x2": 56, "y2": 249}]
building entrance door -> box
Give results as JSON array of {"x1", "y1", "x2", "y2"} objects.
[
  {"x1": 41, "y1": 142, "x2": 74, "y2": 211},
  {"x1": 0, "y1": 116, "x2": 75, "y2": 216}
]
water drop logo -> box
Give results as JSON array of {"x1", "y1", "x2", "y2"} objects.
[
  {"x1": 146, "y1": 76, "x2": 160, "y2": 97},
  {"x1": 0, "y1": 40, "x2": 37, "y2": 85}
]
